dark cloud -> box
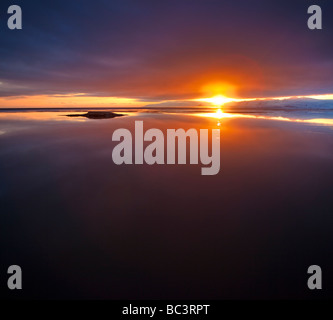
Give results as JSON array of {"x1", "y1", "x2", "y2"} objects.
[{"x1": 0, "y1": 0, "x2": 332, "y2": 100}]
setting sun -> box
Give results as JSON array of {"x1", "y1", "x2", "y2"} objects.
[
  {"x1": 216, "y1": 109, "x2": 224, "y2": 119},
  {"x1": 196, "y1": 95, "x2": 237, "y2": 106}
]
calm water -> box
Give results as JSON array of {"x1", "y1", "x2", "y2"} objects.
[{"x1": 1, "y1": 108, "x2": 333, "y2": 299}]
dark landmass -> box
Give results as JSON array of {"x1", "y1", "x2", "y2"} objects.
[{"x1": 66, "y1": 111, "x2": 124, "y2": 119}]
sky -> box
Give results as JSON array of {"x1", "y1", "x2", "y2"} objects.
[{"x1": 0, "y1": 0, "x2": 333, "y2": 107}]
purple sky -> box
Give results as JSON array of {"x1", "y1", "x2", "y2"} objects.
[{"x1": 0, "y1": 0, "x2": 332, "y2": 102}]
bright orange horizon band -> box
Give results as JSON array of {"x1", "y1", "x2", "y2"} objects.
[{"x1": 0, "y1": 93, "x2": 332, "y2": 109}]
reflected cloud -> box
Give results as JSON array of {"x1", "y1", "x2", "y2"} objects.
[
  {"x1": 0, "y1": 111, "x2": 135, "y2": 122},
  {"x1": 1, "y1": 108, "x2": 333, "y2": 129},
  {"x1": 194, "y1": 109, "x2": 333, "y2": 127},
  {"x1": 0, "y1": 112, "x2": 89, "y2": 122}
]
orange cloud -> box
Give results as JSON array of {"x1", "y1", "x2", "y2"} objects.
[{"x1": 0, "y1": 94, "x2": 144, "y2": 108}]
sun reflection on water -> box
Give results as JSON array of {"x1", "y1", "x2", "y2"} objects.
[{"x1": 194, "y1": 109, "x2": 333, "y2": 128}]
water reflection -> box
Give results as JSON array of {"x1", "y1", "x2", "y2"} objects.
[
  {"x1": 0, "y1": 111, "x2": 89, "y2": 122},
  {"x1": 195, "y1": 108, "x2": 333, "y2": 128},
  {"x1": 2, "y1": 108, "x2": 333, "y2": 128},
  {"x1": 1, "y1": 109, "x2": 333, "y2": 299}
]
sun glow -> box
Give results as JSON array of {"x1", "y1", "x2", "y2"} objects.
[
  {"x1": 216, "y1": 109, "x2": 224, "y2": 119},
  {"x1": 193, "y1": 91, "x2": 333, "y2": 109},
  {"x1": 197, "y1": 95, "x2": 237, "y2": 106}
]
